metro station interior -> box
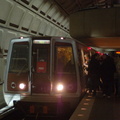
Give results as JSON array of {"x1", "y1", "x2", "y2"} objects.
[{"x1": 0, "y1": 0, "x2": 120, "y2": 120}]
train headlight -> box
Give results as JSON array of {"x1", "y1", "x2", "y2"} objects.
[
  {"x1": 19, "y1": 83, "x2": 26, "y2": 90},
  {"x1": 56, "y1": 83, "x2": 64, "y2": 91}
]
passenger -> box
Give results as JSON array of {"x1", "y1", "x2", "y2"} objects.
[
  {"x1": 84, "y1": 54, "x2": 90, "y2": 75},
  {"x1": 83, "y1": 54, "x2": 91, "y2": 92},
  {"x1": 88, "y1": 53, "x2": 101, "y2": 96},
  {"x1": 100, "y1": 54, "x2": 116, "y2": 98},
  {"x1": 114, "y1": 55, "x2": 120, "y2": 96}
]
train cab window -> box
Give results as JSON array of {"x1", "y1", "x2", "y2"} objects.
[
  {"x1": 32, "y1": 40, "x2": 50, "y2": 73},
  {"x1": 55, "y1": 42, "x2": 75, "y2": 73},
  {"x1": 9, "y1": 42, "x2": 29, "y2": 74},
  {"x1": 34, "y1": 47, "x2": 49, "y2": 73}
]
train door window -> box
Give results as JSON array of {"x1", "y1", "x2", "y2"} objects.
[
  {"x1": 9, "y1": 42, "x2": 29, "y2": 74},
  {"x1": 32, "y1": 40, "x2": 50, "y2": 74},
  {"x1": 54, "y1": 42, "x2": 75, "y2": 73}
]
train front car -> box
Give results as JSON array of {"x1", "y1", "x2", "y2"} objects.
[{"x1": 4, "y1": 36, "x2": 83, "y2": 118}]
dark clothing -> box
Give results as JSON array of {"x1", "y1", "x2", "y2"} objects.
[
  {"x1": 115, "y1": 77, "x2": 120, "y2": 96},
  {"x1": 100, "y1": 56, "x2": 116, "y2": 78},
  {"x1": 100, "y1": 55, "x2": 116, "y2": 96},
  {"x1": 88, "y1": 54, "x2": 101, "y2": 94}
]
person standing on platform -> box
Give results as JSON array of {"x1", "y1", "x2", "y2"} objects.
[
  {"x1": 100, "y1": 54, "x2": 116, "y2": 98},
  {"x1": 88, "y1": 53, "x2": 101, "y2": 96}
]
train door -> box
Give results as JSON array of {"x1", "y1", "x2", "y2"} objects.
[
  {"x1": 31, "y1": 39, "x2": 51, "y2": 94},
  {"x1": 77, "y1": 44, "x2": 92, "y2": 92},
  {"x1": 4, "y1": 38, "x2": 31, "y2": 94},
  {"x1": 53, "y1": 39, "x2": 78, "y2": 94}
]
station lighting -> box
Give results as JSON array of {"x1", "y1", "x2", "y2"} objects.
[
  {"x1": 116, "y1": 51, "x2": 120, "y2": 54},
  {"x1": 87, "y1": 47, "x2": 92, "y2": 50},
  {"x1": 96, "y1": 51, "x2": 101, "y2": 54}
]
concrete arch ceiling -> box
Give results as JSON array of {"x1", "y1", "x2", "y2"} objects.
[
  {"x1": 54, "y1": 0, "x2": 113, "y2": 14},
  {"x1": 0, "y1": 0, "x2": 120, "y2": 52},
  {"x1": 0, "y1": 0, "x2": 71, "y2": 54},
  {"x1": 55, "y1": 0, "x2": 120, "y2": 51}
]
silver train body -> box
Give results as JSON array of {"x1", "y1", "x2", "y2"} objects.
[{"x1": 3, "y1": 36, "x2": 95, "y2": 116}]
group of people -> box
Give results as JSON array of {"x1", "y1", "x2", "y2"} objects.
[{"x1": 85, "y1": 52, "x2": 120, "y2": 98}]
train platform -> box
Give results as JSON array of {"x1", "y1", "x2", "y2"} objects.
[
  {"x1": 1, "y1": 86, "x2": 120, "y2": 120},
  {"x1": 70, "y1": 91, "x2": 120, "y2": 120}
]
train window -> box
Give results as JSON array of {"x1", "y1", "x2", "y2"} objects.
[
  {"x1": 55, "y1": 42, "x2": 75, "y2": 73},
  {"x1": 9, "y1": 42, "x2": 29, "y2": 74},
  {"x1": 32, "y1": 44, "x2": 50, "y2": 73}
]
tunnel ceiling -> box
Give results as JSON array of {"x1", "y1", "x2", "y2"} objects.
[
  {"x1": 54, "y1": 0, "x2": 113, "y2": 15},
  {"x1": 54, "y1": 0, "x2": 120, "y2": 50}
]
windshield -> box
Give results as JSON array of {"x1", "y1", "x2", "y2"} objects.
[
  {"x1": 55, "y1": 42, "x2": 75, "y2": 73},
  {"x1": 9, "y1": 42, "x2": 29, "y2": 74}
]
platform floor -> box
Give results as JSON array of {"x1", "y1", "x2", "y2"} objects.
[{"x1": 70, "y1": 92, "x2": 120, "y2": 120}]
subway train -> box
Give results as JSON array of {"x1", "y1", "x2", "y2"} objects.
[{"x1": 3, "y1": 36, "x2": 96, "y2": 117}]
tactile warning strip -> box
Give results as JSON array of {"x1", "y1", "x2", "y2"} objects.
[{"x1": 69, "y1": 94, "x2": 95, "y2": 120}]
